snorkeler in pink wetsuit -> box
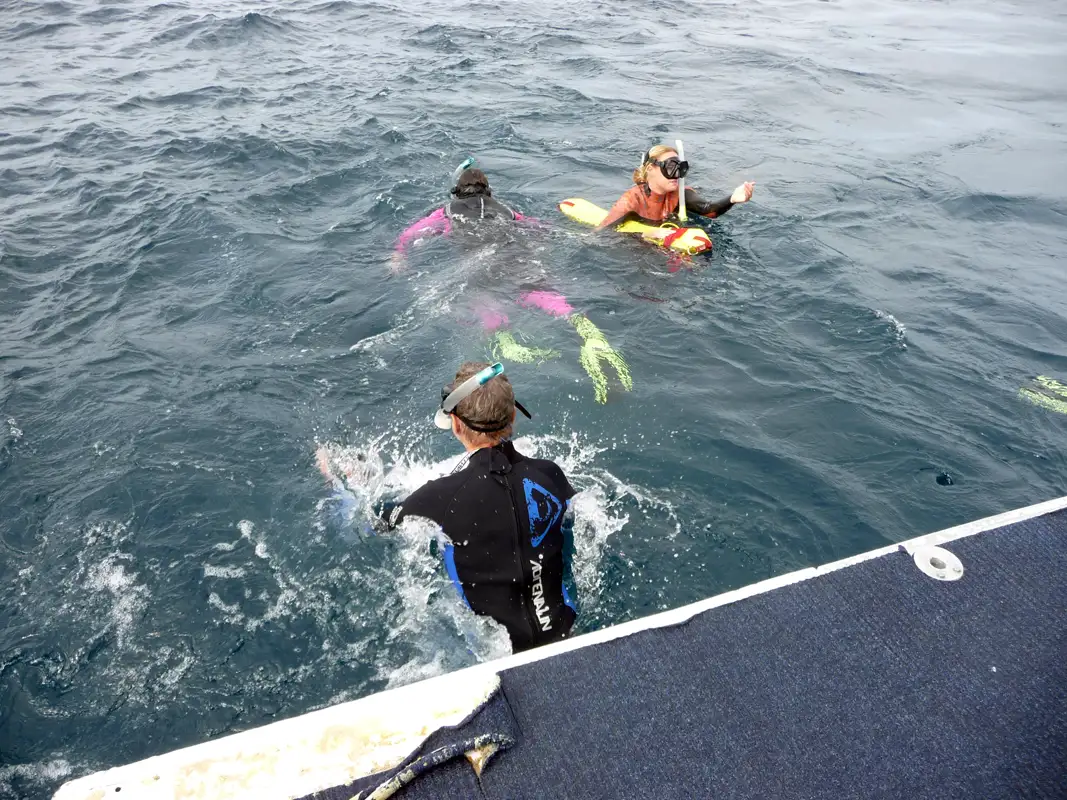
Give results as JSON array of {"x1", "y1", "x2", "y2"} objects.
[
  {"x1": 390, "y1": 160, "x2": 632, "y2": 404},
  {"x1": 391, "y1": 166, "x2": 538, "y2": 270}
]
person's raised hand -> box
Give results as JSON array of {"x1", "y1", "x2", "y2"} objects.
[{"x1": 731, "y1": 181, "x2": 756, "y2": 204}]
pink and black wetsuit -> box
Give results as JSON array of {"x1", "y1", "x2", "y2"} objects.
[
  {"x1": 394, "y1": 195, "x2": 533, "y2": 255},
  {"x1": 394, "y1": 166, "x2": 565, "y2": 332}
]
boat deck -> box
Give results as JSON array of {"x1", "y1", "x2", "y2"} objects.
[{"x1": 56, "y1": 496, "x2": 1067, "y2": 799}]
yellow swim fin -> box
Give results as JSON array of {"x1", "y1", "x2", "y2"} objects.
[
  {"x1": 570, "y1": 313, "x2": 633, "y2": 404},
  {"x1": 1035, "y1": 375, "x2": 1067, "y2": 398},
  {"x1": 1020, "y1": 375, "x2": 1067, "y2": 415},
  {"x1": 491, "y1": 330, "x2": 559, "y2": 365}
]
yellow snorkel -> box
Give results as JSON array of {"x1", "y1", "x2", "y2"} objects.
[{"x1": 675, "y1": 139, "x2": 688, "y2": 222}]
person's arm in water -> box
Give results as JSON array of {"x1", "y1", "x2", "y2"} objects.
[
  {"x1": 513, "y1": 210, "x2": 550, "y2": 229},
  {"x1": 315, "y1": 446, "x2": 405, "y2": 534},
  {"x1": 595, "y1": 194, "x2": 685, "y2": 243},
  {"x1": 391, "y1": 207, "x2": 452, "y2": 272},
  {"x1": 372, "y1": 481, "x2": 446, "y2": 532},
  {"x1": 685, "y1": 182, "x2": 756, "y2": 219},
  {"x1": 611, "y1": 181, "x2": 758, "y2": 242}
]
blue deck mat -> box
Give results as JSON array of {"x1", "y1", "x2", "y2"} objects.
[{"x1": 483, "y1": 509, "x2": 1067, "y2": 799}]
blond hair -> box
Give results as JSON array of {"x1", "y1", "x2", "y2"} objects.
[
  {"x1": 451, "y1": 361, "x2": 515, "y2": 447},
  {"x1": 632, "y1": 144, "x2": 677, "y2": 185}
]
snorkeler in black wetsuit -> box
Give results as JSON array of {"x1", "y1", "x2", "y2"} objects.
[
  {"x1": 391, "y1": 166, "x2": 536, "y2": 269},
  {"x1": 386, "y1": 361, "x2": 578, "y2": 652}
]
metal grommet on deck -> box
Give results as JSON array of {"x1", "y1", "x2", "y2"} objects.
[{"x1": 913, "y1": 545, "x2": 964, "y2": 581}]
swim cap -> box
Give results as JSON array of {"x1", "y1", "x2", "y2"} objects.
[{"x1": 451, "y1": 168, "x2": 492, "y2": 198}]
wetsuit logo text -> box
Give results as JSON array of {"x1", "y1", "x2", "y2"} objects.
[{"x1": 529, "y1": 560, "x2": 552, "y2": 632}]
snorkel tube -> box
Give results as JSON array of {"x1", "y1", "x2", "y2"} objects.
[
  {"x1": 452, "y1": 156, "x2": 476, "y2": 184},
  {"x1": 675, "y1": 139, "x2": 688, "y2": 223},
  {"x1": 434, "y1": 362, "x2": 533, "y2": 431},
  {"x1": 435, "y1": 362, "x2": 503, "y2": 429}
]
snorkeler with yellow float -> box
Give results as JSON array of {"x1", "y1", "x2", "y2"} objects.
[
  {"x1": 559, "y1": 141, "x2": 755, "y2": 256},
  {"x1": 390, "y1": 158, "x2": 632, "y2": 404}
]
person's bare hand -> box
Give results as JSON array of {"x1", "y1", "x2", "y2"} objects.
[
  {"x1": 315, "y1": 446, "x2": 334, "y2": 481},
  {"x1": 730, "y1": 181, "x2": 756, "y2": 204}
]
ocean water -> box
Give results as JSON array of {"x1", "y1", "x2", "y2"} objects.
[{"x1": 2, "y1": 0, "x2": 1066, "y2": 795}]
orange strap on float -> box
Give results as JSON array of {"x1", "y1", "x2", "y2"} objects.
[{"x1": 661, "y1": 228, "x2": 688, "y2": 249}]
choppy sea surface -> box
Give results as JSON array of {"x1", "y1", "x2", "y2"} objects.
[{"x1": 2, "y1": 0, "x2": 1066, "y2": 795}]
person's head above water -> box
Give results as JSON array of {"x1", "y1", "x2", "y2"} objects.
[
  {"x1": 633, "y1": 144, "x2": 690, "y2": 196},
  {"x1": 434, "y1": 361, "x2": 531, "y2": 450},
  {"x1": 451, "y1": 168, "x2": 492, "y2": 199}
]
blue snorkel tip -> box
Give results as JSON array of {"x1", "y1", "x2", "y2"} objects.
[
  {"x1": 452, "y1": 156, "x2": 476, "y2": 183},
  {"x1": 478, "y1": 362, "x2": 504, "y2": 385}
]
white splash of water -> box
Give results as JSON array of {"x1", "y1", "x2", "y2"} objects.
[
  {"x1": 570, "y1": 485, "x2": 631, "y2": 601},
  {"x1": 226, "y1": 520, "x2": 304, "y2": 631},
  {"x1": 875, "y1": 309, "x2": 907, "y2": 349},
  {"x1": 202, "y1": 564, "x2": 246, "y2": 579},
  {"x1": 207, "y1": 591, "x2": 245, "y2": 625},
  {"x1": 0, "y1": 759, "x2": 73, "y2": 799},
  {"x1": 376, "y1": 517, "x2": 513, "y2": 688},
  {"x1": 155, "y1": 645, "x2": 195, "y2": 688},
  {"x1": 5, "y1": 417, "x2": 23, "y2": 441},
  {"x1": 349, "y1": 328, "x2": 401, "y2": 353},
  {"x1": 522, "y1": 432, "x2": 682, "y2": 600},
  {"x1": 81, "y1": 552, "x2": 149, "y2": 650},
  {"x1": 233, "y1": 519, "x2": 276, "y2": 563},
  {"x1": 13, "y1": 519, "x2": 201, "y2": 714}
]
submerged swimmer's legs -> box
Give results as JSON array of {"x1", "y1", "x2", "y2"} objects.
[
  {"x1": 519, "y1": 290, "x2": 575, "y2": 317},
  {"x1": 474, "y1": 290, "x2": 632, "y2": 403},
  {"x1": 514, "y1": 291, "x2": 633, "y2": 403},
  {"x1": 476, "y1": 307, "x2": 510, "y2": 331},
  {"x1": 473, "y1": 296, "x2": 561, "y2": 364},
  {"x1": 519, "y1": 291, "x2": 632, "y2": 401}
]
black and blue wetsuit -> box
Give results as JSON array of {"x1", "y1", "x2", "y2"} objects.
[{"x1": 386, "y1": 440, "x2": 577, "y2": 653}]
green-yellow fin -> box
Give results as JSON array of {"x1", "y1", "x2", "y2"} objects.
[
  {"x1": 491, "y1": 331, "x2": 559, "y2": 365},
  {"x1": 1020, "y1": 380, "x2": 1067, "y2": 415},
  {"x1": 1034, "y1": 375, "x2": 1067, "y2": 399},
  {"x1": 570, "y1": 313, "x2": 633, "y2": 404}
]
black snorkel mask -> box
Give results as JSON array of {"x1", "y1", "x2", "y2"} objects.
[
  {"x1": 434, "y1": 362, "x2": 532, "y2": 432},
  {"x1": 644, "y1": 150, "x2": 690, "y2": 180}
]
